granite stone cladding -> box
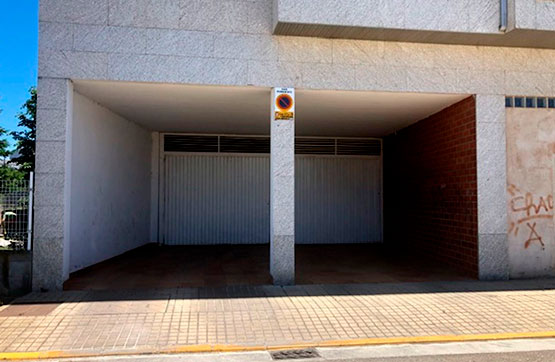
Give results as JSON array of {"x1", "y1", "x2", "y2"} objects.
[
  {"x1": 37, "y1": 0, "x2": 555, "y2": 95},
  {"x1": 35, "y1": 0, "x2": 555, "y2": 288}
]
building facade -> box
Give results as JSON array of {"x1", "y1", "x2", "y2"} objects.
[{"x1": 35, "y1": 0, "x2": 555, "y2": 290}]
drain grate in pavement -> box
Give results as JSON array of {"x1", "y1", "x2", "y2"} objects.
[{"x1": 270, "y1": 348, "x2": 320, "y2": 360}]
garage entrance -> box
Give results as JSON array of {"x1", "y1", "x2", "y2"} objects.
[
  {"x1": 161, "y1": 135, "x2": 270, "y2": 245},
  {"x1": 159, "y1": 134, "x2": 383, "y2": 247},
  {"x1": 63, "y1": 81, "x2": 476, "y2": 290}
]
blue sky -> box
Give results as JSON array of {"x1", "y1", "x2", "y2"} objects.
[{"x1": 0, "y1": 1, "x2": 38, "y2": 146}]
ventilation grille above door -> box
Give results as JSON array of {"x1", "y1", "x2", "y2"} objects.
[
  {"x1": 164, "y1": 134, "x2": 270, "y2": 154},
  {"x1": 164, "y1": 135, "x2": 219, "y2": 153},
  {"x1": 296, "y1": 138, "x2": 381, "y2": 156},
  {"x1": 164, "y1": 134, "x2": 381, "y2": 156},
  {"x1": 220, "y1": 136, "x2": 270, "y2": 154},
  {"x1": 337, "y1": 139, "x2": 381, "y2": 156},
  {"x1": 295, "y1": 138, "x2": 335, "y2": 155}
]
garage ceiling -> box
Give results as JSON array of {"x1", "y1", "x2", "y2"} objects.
[{"x1": 73, "y1": 80, "x2": 468, "y2": 137}]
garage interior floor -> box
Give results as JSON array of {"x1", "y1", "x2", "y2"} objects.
[{"x1": 63, "y1": 244, "x2": 472, "y2": 290}]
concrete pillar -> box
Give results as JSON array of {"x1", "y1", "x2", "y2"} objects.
[
  {"x1": 270, "y1": 88, "x2": 295, "y2": 285},
  {"x1": 33, "y1": 78, "x2": 73, "y2": 291},
  {"x1": 476, "y1": 94, "x2": 510, "y2": 280}
]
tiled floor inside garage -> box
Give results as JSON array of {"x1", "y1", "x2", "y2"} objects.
[{"x1": 63, "y1": 244, "x2": 470, "y2": 291}]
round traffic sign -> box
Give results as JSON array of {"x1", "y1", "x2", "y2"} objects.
[{"x1": 276, "y1": 94, "x2": 293, "y2": 111}]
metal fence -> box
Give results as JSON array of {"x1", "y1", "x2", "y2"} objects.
[{"x1": 0, "y1": 172, "x2": 33, "y2": 251}]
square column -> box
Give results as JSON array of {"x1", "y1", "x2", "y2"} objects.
[
  {"x1": 33, "y1": 78, "x2": 73, "y2": 291},
  {"x1": 476, "y1": 94, "x2": 509, "y2": 280},
  {"x1": 270, "y1": 88, "x2": 295, "y2": 285}
]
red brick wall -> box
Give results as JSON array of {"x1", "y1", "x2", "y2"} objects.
[{"x1": 383, "y1": 97, "x2": 478, "y2": 277}]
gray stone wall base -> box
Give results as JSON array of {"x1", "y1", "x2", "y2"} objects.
[
  {"x1": 270, "y1": 235, "x2": 295, "y2": 286},
  {"x1": 478, "y1": 233, "x2": 510, "y2": 280},
  {"x1": 476, "y1": 94, "x2": 510, "y2": 281},
  {"x1": 1, "y1": 251, "x2": 33, "y2": 302},
  {"x1": 32, "y1": 238, "x2": 64, "y2": 291}
]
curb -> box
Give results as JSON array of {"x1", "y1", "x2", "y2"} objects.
[{"x1": 2, "y1": 331, "x2": 555, "y2": 360}]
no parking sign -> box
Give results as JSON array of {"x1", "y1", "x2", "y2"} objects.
[{"x1": 272, "y1": 88, "x2": 295, "y2": 121}]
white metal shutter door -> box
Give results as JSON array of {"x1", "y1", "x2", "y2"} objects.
[
  {"x1": 163, "y1": 154, "x2": 270, "y2": 245},
  {"x1": 296, "y1": 156, "x2": 382, "y2": 244}
]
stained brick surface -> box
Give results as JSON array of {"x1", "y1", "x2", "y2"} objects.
[{"x1": 384, "y1": 97, "x2": 478, "y2": 276}]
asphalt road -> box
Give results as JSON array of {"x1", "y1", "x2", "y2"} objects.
[
  {"x1": 27, "y1": 338, "x2": 555, "y2": 362},
  {"x1": 337, "y1": 350, "x2": 555, "y2": 361}
]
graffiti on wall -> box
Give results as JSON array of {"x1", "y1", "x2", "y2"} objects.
[{"x1": 508, "y1": 184, "x2": 554, "y2": 250}]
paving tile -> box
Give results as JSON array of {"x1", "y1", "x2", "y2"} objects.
[{"x1": 2, "y1": 280, "x2": 555, "y2": 354}]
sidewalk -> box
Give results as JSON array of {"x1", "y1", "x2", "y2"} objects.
[{"x1": 1, "y1": 279, "x2": 555, "y2": 359}]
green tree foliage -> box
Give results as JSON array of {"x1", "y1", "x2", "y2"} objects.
[
  {"x1": 0, "y1": 116, "x2": 24, "y2": 181},
  {"x1": 10, "y1": 87, "x2": 36, "y2": 175}
]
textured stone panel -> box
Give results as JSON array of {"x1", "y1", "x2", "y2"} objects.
[
  {"x1": 276, "y1": 36, "x2": 332, "y2": 63},
  {"x1": 32, "y1": 237, "x2": 64, "y2": 291},
  {"x1": 536, "y1": 1, "x2": 555, "y2": 31},
  {"x1": 456, "y1": 69, "x2": 505, "y2": 96},
  {"x1": 406, "y1": 67, "x2": 459, "y2": 93},
  {"x1": 146, "y1": 29, "x2": 214, "y2": 57},
  {"x1": 476, "y1": 95, "x2": 506, "y2": 123},
  {"x1": 248, "y1": 0, "x2": 274, "y2": 34},
  {"x1": 477, "y1": 137, "x2": 508, "y2": 235},
  {"x1": 380, "y1": 0, "x2": 407, "y2": 29},
  {"x1": 270, "y1": 99, "x2": 295, "y2": 286},
  {"x1": 215, "y1": 34, "x2": 278, "y2": 61},
  {"x1": 38, "y1": 22, "x2": 73, "y2": 51},
  {"x1": 180, "y1": 57, "x2": 249, "y2": 86},
  {"x1": 270, "y1": 235, "x2": 295, "y2": 285},
  {"x1": 476, "y1": 94, "x2": 508, "y2": 237},
  {"x1": 247, "y1": 60, "x2": 303, "y2": 88},
  {"x1": 109, "y1": 54, "x2": 249, "y2": 86},
  {"x1": 505, "y1": 70, "x2": 553, "y2": 96},
  {"x1": 109, "y1": 0, "x2": 181, "y2": 28},
  {"x1": 405, "y1": 0, "x2": 468, "y2": 32},
  {"x1": 34, "y1": 173, "x2": 65, "y2": 207},
  {"x1": 179, "y1": 0, "x2": 249, "y2": 32},
  {"x1": 354, "y1": 65, "x2": 408, "y2": 92},
  {"x1": 108, "y1": 54, "x2": 184, "y2": 83},
  {"x1": 35, "y1": 141, "x2": 66, "y2": 174},
  {"x1": 276, "y1": 0, "x2": 505, "y2": 33},
  {"x1": 514, "y1": 0, "x2": 537, "y2": 29},
  {"x1": 301, "y1": 63, "x2": 356, "y2": 90},
  {"x1": 467, "y1": 0, "x2": 500, "y2": 33},
  {"x1": 37, "y1": 78, "x2": 68, "y2": 110},
  {"x1": 39, "y1": 50, "x2": 108, "y2": 79},
  {"x1": 332, "y1": 39, "x2": 384, "y2": 65},
  {"x1": 36, "y1": 108, "x2": 67, "y2": 142},
  {"x1": 34, "y1": 206, "x2": 65, "y2": 240},
  {"x1": 478, "y1": 233, "x2": 510, "y2": 280},
  {"x1": 382, "y1": 42, "x2": 438, "y2": 68},
  {"x1": 39, "y1": 0, "x2": 108, "y2": 25},
  {"x1": 278, "y1": 0, "x2": 382, "y2": 28},
  {"x1": 74, "y1": 25, "x2": 148, "y2": 54}
]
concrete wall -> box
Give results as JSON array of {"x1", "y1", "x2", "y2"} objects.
[
  {"x1": 273, "y1": 0, "x2": 555, "y2": 48},
  {"x1": 384, "y1": 97, "x2": 479, "y2": 276},
  {"x1": 1, "y1": 251, "x2": 32, "y2": 302},
  {"x1": 69, "y1": 92, "x2": 151, "y2": 273},
  {"x1": 37, "y1": 0, "x2": 555, "y2": 96},
  {"x1": 506, "y1": 108, "x2": 555, "y2": 278},
  {"x1": 36, "y1": 0, "x2": 555, "y2": 287},
  {"x1": 515, "y1": 0, "x2": 555, "y2": 31},
  {"x1": 275, "y1": 0, "x2": 500, "y2": 33}
]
